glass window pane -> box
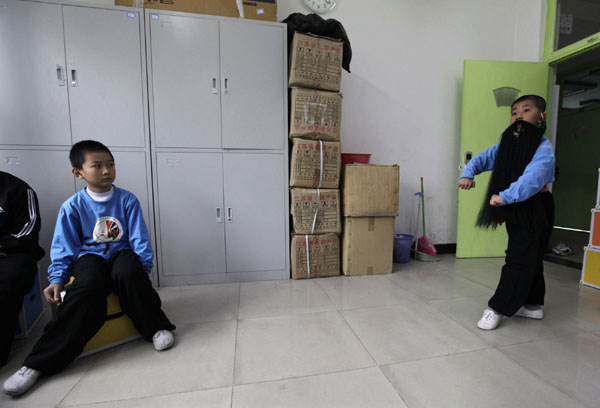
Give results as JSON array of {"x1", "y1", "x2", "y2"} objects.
[{"x1": 555, "y1": 0, "x2": 600, "y2": 51}]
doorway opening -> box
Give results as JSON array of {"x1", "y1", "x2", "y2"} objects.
[{"x1": 545, "y1": 46, "x2": 600, "y2": 268}]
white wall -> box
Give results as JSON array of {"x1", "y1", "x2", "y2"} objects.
[
  {"x1": 69, "y1": 0, "x2": 546, "y2": 244},
  {"x1": 279, "y1": 0, "x2": 546, "y2": 244}
]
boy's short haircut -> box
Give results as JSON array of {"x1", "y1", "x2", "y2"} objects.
[
  {"x1": 69, "y1": 140, "x2": 114, "y2": 169},
  {"x1": 511, "y1": 94, "x2": 546, "y2": 112}
]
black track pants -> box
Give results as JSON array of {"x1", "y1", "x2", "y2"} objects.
[
  {"x1": 23, "y1": 250, "x2": 175, "y2": 375},
  {"x1": 489, "y1": 192, "x2": 554, "y2": 316},
  {"x1": 0, "y1": 253, "x2": 37, "y2": 367}
]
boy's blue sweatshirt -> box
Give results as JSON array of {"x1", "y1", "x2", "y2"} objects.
[
  {"x1": 48, "y1": 186, "x2": 153, "y2": 285},
  {"x1": 460, "y1": 137, "x2": 555, "y2": 205}
]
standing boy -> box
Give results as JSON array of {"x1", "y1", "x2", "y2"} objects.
[
  {"x1": 3, "y1": 140, "x2": 175, "y2": 396},
  {"x1": 0, "y1": 172, "x2": 45, "y2": 367},
  {"x1": 458, "y1": 95, "x2": 555, "y2": 330}
]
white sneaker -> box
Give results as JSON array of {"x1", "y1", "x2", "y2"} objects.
[
  {"x1": 152, "y1": 330, "x2": 174, "y2": 351},
  {"x1": 514, "y1": 305, "x2": 544, "y2": 319},
  {"x1": 3, "y1": 366, "x2": 41, "y2": 396},
  {"x1": 477, "y1": 308, "x2": 502, "y2": 330}
]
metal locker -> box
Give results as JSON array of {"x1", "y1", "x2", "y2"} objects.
[
  {"x1": 155, "y1": 152, "x2": 227, "y2": 280},
  {"x1": 148, "y1": 14, "x2": 222, "y2": 149},
  {"x1": 0, "y1": 0, "x2": 71, "y2": 146},
  {"x1": 63, "y1": 6, "x2": 146, "y2": 148},
  {"x1": 220, "y1": 20, "x2": 285, "y2": 150},
  {"x1": 223, "y1": 153, "x2": 286, "y2": 272}
]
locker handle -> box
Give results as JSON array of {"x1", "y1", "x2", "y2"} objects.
[
  {"x1": 226, "y1": 207, "x2": 233, "y2": 222},
  {"x1": 211, "y1": 77, "x2": 219, "y2": 94},
  {"x1": 216, "y1": 207, "x2": 223, "y2": 223},
  {"x1": 56, "y1": 65, "x2": 65, "y2": 86},
  {"x1": 70, "y1": 69, "x2": 78, "y2": 87},
  {"x1": 223, "y1": 77, "x2": 229, "y2": 94}
]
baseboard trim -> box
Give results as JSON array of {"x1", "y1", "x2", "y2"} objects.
[{"x1": 435, "y1": 243, "x2": 457, "y2": 254}]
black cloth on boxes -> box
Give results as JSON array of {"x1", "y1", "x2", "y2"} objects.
[{"x1": 282, "y1": 13, "x2": 352, "y2": 73}]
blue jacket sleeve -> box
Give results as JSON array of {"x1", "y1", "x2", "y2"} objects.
[
  {"x1": 126, "y1": 195, "x2": 154, "y2": 274},
  {"x1": 459, "y1": 144, "x2": 499, "y2": 179},
  {"x1": 499, "y1": 138, "x2": 555, "y2": 204},
  {"x1": 48, "y1": 205, "x2": 82, "y2": 285}
]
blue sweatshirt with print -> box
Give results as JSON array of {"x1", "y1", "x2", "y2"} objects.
[
  {"x1": 460, "y1": 137, "x2": 555, "y2": 205},
  {"x1": 48, "y1": 186, "x2": 153, "y2": 285}
]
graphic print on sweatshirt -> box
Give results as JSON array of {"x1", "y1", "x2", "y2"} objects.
[{"x1": 93, "y1": 216, "x2": 124, "y2": 242}]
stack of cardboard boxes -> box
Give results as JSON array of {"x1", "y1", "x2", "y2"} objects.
[
  {"x1": 582, "y1": 168, "x2": 600, "y2": 289},
  {"x1": 289, "y1": 33, "x2": 344, "y2": 279},
  {"x1": 341, "y1": 164, "x2": 399, "y2": 276}
]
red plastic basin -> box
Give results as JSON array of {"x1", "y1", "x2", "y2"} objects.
[{"x1": 341, "y1": 153, "x2": 371, "y2": 165}]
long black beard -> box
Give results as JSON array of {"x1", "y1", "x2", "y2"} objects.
[{"x1": 476, "y1": 120, "x2": 545, "y2": 229}]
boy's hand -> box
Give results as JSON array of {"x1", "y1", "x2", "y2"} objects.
[
  {"x1": 458, "y1": 178, "x2": 475, "y2": 190},
  {"x1": 43, "y1": 284, "x2": 64, "y2": 304},
  {"x1": 490, "y1": 194, "x2": 504, "y2": 207}
]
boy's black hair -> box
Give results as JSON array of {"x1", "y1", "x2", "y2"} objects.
[
  {"x1": 511, "y1": 94, "x2": 546, "y2": 112},
  {"x1": 69, "y1": 140, "x2": 114, "y2": 169}
]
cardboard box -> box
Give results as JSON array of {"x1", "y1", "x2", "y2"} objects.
[
  {"x1": 290, "y1": 138, "x2": 341, "y2": 188},
  {"x1": 290, "y1": 88, "x2": 342, "y2": 141},
  {"x1": 115, "y1": 0, "x2": 277, "y2": 22},
  {"x1": 291, "y1": 234, "x2": 340, "y2": 279},
  {"x1": 289, "y1": 32, "x2": 343, "y2": 92},
  {"x1": 342, "y1": 164, "x2": 399, "y2": 217},
  {"x1": 342, "y1": 217, "x2": 395, "y2": 276},
  {"x1": 290, "y1": 188, "x2": 341, "y2": 234},
  {"x1": 582, "y1": 246, "x2": 600, "y2": 289}
]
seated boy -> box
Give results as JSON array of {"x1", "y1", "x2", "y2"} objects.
[
  {"x1": 3, "y1": 140, "x2": 176, "y2": 396},
  {"x1": 0, "y1": 171, "x2": 45, "y2": 367}
]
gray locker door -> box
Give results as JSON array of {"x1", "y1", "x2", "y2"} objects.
[
  {"x1": 0, "y1": 0, "x2": 71, "y2": 146},
  {"x1": 0, "y1": 150, "x2": 76, "y2": 279},
  {"x1": 149, "y1": 14, "x2": 221, "y2": 148},
  {"x1": 156, "y1": 152, "x2": 226, "y2": 276},
  {"x1": 63, "y1": 7, "x2": 145, "y2": 148},
  {"x1": 74, "y1": 151, "x2": 152, "y2": 228},
  {"x1": 223, "y1": 153, "x2": 285, "y2": 272},
  {"x1": 220, "y1": 21, "x2": 285, "y2": 150}
]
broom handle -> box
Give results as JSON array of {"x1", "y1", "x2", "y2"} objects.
[{"x1": 420, "y1": 177, "x2": 426, "y2": 237}]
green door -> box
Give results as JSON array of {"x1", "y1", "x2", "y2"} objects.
[{"x1": 456, "y1": 60, "x2": 550, "y2": 258}]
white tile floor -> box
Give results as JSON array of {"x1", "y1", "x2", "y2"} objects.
[{"x1": 2, "y1": 255, "x2": 600, "y2": 407}]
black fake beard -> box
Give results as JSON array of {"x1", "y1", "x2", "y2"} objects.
[{"x1": 476, "y1": 120, "x2": 545, "y2": 229}]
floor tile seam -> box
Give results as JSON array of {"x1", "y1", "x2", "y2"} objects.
[
  {"x1": 375, "y1": 365, "x2": 410, "y2": 408},
  {"x1": 496, "y1": 330, "x2": 598, "y2": 351},
  {"x1": 335, "y1": 308, "x2": 379, "y2": 366},
  {"x1": 451, "y1": 272, "x2": 499, "y2": 291},
  {"x1": 374, "y1": 343, "x2": 497, "y2": 367},
  {"x1": 235, "y1": 308, "x2": 341, "y2": 323},
  {"x1": 59, "y1": 386, "x2": 235, "y2": 407},
  {"x1": 237, "y1": 305, "x2": 339, "y2": 321},
  {"x1": 231, "y1": 365, "x2": 378, "y2": 388},
  {"x1": 496, "y1": 346, "x2": 593, "y2": 408},
  {"x1": 56, "y1": 359, "x2": 104, "y2": 408}
]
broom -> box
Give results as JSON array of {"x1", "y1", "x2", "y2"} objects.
[{"x1": 416, "y1": 177, "x2": 438, "y2": 257}]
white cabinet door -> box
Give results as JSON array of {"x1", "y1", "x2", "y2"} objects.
[
  {"x1": 0, "y1": 0, "x2": 71, "y2": 146},
  {"x1": 63, "y1": 6, "x2": 146, "y2": 148},
  {"x1": 223, "y1": 153, "x2": 286, "y2": 272},
  {"x1": 0, "y1": 149, "x2": 76, "y2": 276},
  {"x1": 155, "y1": 152, "x2": 226, "y2": 276},
  {"x1": 148, "y1": 14, "x2": 221, "y2": 148},
  {"x1": 220, "y1": 21, "x2": 285, "y2": 150}
]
